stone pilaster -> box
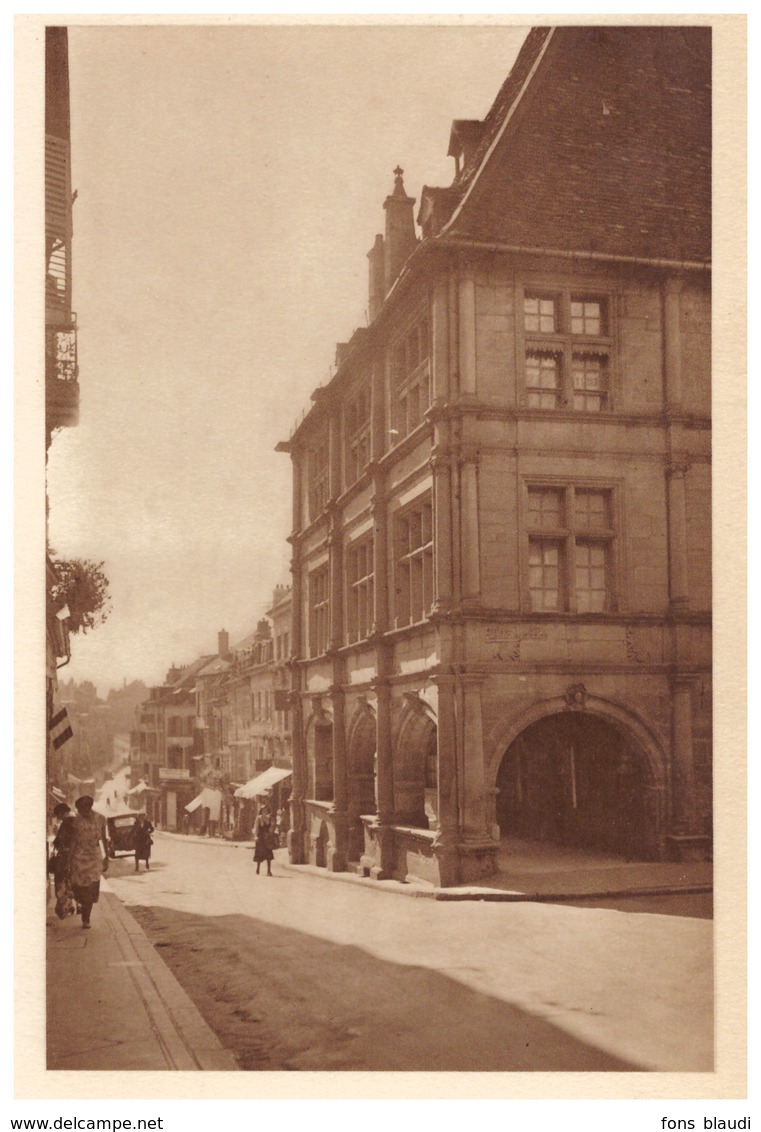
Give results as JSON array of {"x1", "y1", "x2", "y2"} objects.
[
  {"x1": 458, "y1": 273, "x2": 477, "y2": 397},
  {"x1": 286, "y1": 690, "x2": 307, "y2": 864},
  {"x1": 431, "y1": 448, "x2": 454, "y2": 613},
  {"x1": 663, "y1": 276, "x2": 684, "y2": 410},
  {"x1": 371, "y1": 478, "x2": 388, "y2": 634},
  {"x1": 459, "y1": 673, "x2": 489, "y2": 840},
  {"x1": 666, "y1": 462, "x2": 690, "y2": 610},
  {"x1": 667, "y1": 674, "x2": 708, "y2": 859},
  {"x1": 434, "y1": 674, "x2": 458, "y2": 838},
  {"x1": 431, "y1": 277, "x2": 450, "y2": 404},
  {"x1": 327, "y1": 682, "x2": 348, "y2": 871},
  {"x1": 370, "y1": 355, "x2": 386, "y2": 464},
  {"x1": 670, "y1": 674, "x2": 698, "y2": 831},
  {"x1": 430, "y1": 673, "x2": 458, "y2": 880},
  {"x1": 459, "y1": 447, "x2": 481, "y2": 605},
  {"x1": 328, "y1": 506, "x2": 344, "y2": 650},
  {"x1": 370, "y1": 675, "x2": 395, "y2": 879},
  {"x1": 328, "y1": 408, "x2": 341, "y2": 502}
]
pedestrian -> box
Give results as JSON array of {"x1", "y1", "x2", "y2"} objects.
[
  {"x1": 275, "y1": 806, "x2": 287, "y2": 848},
  {"x1": 252, "y1": 807, "x2": 275, "y2": 876},
  {"x1": 49, "y1": 802, "x2": 76, "y2": 919},
  {"x1": 68, "y1": 796, "x2": 109, "y2": 929},
  {"x1": 133, "y1": 811, "x2": 154, "y2": 873}
]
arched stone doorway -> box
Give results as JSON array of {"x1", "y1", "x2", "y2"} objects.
[{"x1": 496, "y1": 711, "x2": 652, "y2": 859}]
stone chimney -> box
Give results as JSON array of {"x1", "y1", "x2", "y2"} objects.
[
  {"x1": 335, "y1": 342, "x2": 350, "y2": 370},
  {"x1": 367, "y1": 233, "x2": 385, "y2": 322},
  {"x1": 218, "y1": 629, "x2": 229, "y2": 658},
  {"x1": 383, "y1": 166, "x2": 417, "y2": 293},
  {"x1": 255, "y1": 617, "x2": 272, "y2": 640}
]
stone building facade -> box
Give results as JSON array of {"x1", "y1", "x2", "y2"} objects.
[
  {"x1": 279, "y1": 26, "x2": 711, "y2": 886},
  {"x1": 131, "y1": 658, "x2": 210, "y2": 827}
]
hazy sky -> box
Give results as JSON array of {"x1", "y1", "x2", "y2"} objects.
[{"x1": 47, "y1": 21, "x2": 529, "y2": 696}]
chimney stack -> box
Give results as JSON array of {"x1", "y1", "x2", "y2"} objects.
[
  {"x1": 367, "y1": 233, "x2": 385, "y2": 322},
  {"x1": 218, "y1": 629, "x2": 229, "y2": 658},
  {"x1": 383, "y1": 167, "x2": 417, "y2": 293},
  {"x1": 335, "y1": 342, "x2": 350, "y2": 370}
]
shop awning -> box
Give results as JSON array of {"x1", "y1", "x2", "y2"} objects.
[
  {"x1": 234, "y1": 766, "x2": 291, "y2": 799},
  {"x1": 185, "y1": 787, "x2": 223, "y2": 815}
]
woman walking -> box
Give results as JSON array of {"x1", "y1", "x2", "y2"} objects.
[
  {"x1": 133, "y1": 812, "x2": 154, "y2": 873},
  {"x1": 68, "y1": 796, "x2": 109, "y2": 929},
  {"x1": 252, "y1": 807, "x2": 275, "y2": 876},
  {"x1": 49, "y1": 802, "x2": 76, "y2": 919}
]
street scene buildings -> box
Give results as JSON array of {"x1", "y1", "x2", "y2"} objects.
[{"x1": 36, "y1": 22, "x2": 728, "y2": 1083}]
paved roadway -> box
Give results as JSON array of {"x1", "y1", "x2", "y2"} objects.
[{"x1": 105, "y1": 832, "x2": 713, "y2": 1073}]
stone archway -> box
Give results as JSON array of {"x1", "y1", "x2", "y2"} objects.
[
  {"x1": 346, "y1": 704, "x2": 377, "y2": 862},
  {"x1": 305, "y1": 713, "x2": 333, "y2": 803},
  {"x1": 494, "y1": 708, "x2": 660, "y2": 860},
  {"x1": 347, "y1": 705, "x2": 377, "y2": 816},
  {"x1": 394, "y1": 701, "x2": 438, "y2": 830}
]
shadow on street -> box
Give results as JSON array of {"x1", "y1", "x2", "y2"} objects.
[{"x1": 130, "y1": 903, "x2": 643, "y2": 1072}]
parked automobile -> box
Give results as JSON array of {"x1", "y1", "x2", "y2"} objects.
[{"x1": 105, "y1": 811, "x2": 140, "y2": 858}]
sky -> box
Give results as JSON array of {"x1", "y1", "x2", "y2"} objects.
[{"x1": 46, "y1": 20, "x2": 530, "y2": 696}]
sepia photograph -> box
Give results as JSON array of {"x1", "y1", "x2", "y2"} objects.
[{"x1": 14, "y1": 10, "x2": 747, "y2": 1102}]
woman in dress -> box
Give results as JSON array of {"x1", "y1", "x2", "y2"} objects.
[
  {"x1": 68, "y1": 796, "x2": 109, "y2": 929},
  {"x1": 133, "y1": 812, "x2": 154, "y2": 873},
  {"x1": 252, "y1": 807, "x2": 275, "y2": 876}
]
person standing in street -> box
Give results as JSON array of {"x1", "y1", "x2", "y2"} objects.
[
  {"x1": 133, "y1": 812, "x2": 154, "y2": 872},
  {"x1": 49, "y1": 802, "x2": 76, "y2": 919},
  {"x1": 252, "y1": 807, "x2": 275, "y2": 876},
  {"x1": 68, "y1": 796, "x2": 109, "y2": 929}
]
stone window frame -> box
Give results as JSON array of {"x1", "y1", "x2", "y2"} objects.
[
  {"x1": 308, "y1": 563, "x2": 330, "y2": 657},
  {"x1": 392, "y1": 493, "x2": 434, "y2": 628},
  {"x1": 307, "y1": 435, "x2": 330, "y2": 521},
  {"x1": 518, "y1": 285, "x2": 616, "y2": 412},
  {"x1": 345, "y1": 533, "x2": 375, "y2": 644},
  {"x1": 344, "y1": 380, "x2": 372, "y2": 488},
  {"x1": 520, "y1": 478, "x2": 623, "y2": 614},
  {"x1": 389, "y1": 310, "x2": 431, "y2": 442}
]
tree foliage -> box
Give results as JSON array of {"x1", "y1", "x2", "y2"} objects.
[{"x1": 50, "y1": 557, "x2": 112, "y2": 635}]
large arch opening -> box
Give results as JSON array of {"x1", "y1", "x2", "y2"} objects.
[{"x1": 496, "y1": 711, "x2": 650, "y2": 859}]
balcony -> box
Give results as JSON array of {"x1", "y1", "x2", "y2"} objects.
[{"x1": 46, "y1": 320, "x2": 79, "y2": 433}]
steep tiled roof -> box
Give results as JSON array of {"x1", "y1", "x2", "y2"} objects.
[{"x1": 441, "y1": 26, "x2": 711, "y2": 263}]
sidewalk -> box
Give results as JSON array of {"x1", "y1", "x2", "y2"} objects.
[
  {"x1": 272, "y1": 837, "x2": 713, "y2": 902},
  {"x1": 155, "y1": 829, "x2": 712, "y2": 901},
  {"x1": 46, "y1": 880, "x2": 239, "y2": 1071}
]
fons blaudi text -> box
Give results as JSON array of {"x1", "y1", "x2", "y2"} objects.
[{"x1": 662, "y1": 1121, "x2": 750, "y2": 1130}]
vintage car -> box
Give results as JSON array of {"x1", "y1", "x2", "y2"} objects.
[{"x1": 105, "y1": 811, "x2": 140, "y2": 858}]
